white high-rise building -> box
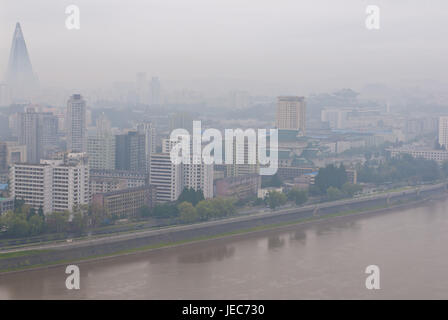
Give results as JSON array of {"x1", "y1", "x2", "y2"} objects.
[
  {"x1": 17, "y1": 107, "x2": 59, "y2": 163},
  {"x1": 438, "y1": 116, "x2": 448, "y2": 149},
  {"x1": 67, "y1": 94, "x2": 87, "y2": 153},
  {"x1": 276, "y1": 96, "x2": 306, "y2": 134},
  {"x1": 87, "y1": 135, "x2": 115, "y2": 170},
  {"x1": 149, "y1": 152, "x2": 182, "y2": 203},
  {"x1": 156, "y1": 138, "x2": 214, "y2": 201},
  {"x1": 182, "y1": 161, "x2": 214, "y2": 199},
  {"x1": 137, "y1": 121, "x2": 157, "y2": 172},
  {"x1": 10, "y1": 153, "x2": 90, "y2": 214},
  {"x1": 150, "y1": 77, "x2": 161, "y2": 106},
  {"x1": 87, "y1": 113, "x2": 115, "y2": 170},
  {"x1": 321, "y1": 108, "x2": 351, "y2": 129}
]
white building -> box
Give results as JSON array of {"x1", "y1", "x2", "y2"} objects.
[
  {"x1": 149, "y1": 152, "x2": 183, "y2": 203},
  {"x1": 321, "y1": 108, "x2": 351, "y2": 129},
  {"x1": 87, "y1": 134, "x2": 115, "y2": 170},
  {"x1": 151, "y1": 139, "x2": 214, "y2": 202},
  {"x1": 183, "y1": 161, "x2": 214, "y2": 199},
  {"x1": 137, "y1": 121, "x2": 157, "y2": 171},
  {"x1": 438, "y1": 116, "x2": 448, "y2": 149},
  {"x1": 276, "y1": 96, "x2": 306, "y2": 134},
  {"x1": 10, "y1": 153, "x2": 90, "y2": 214},
  {"x1": 388, "y1": 147, "x2": 448, "y2": 164},
  {"x1": 67, "y1": 94, "x2": 87, "y2": 153}
]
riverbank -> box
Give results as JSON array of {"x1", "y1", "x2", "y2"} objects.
[{"x1": 0, "y1": 184, "x2": 446, "y2": 274}]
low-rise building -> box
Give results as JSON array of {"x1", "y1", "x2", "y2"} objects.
[
  {"x1": 92, "y1": 185, "x2": 157, "y2": 219},
  {"x1": 214, "y1": 173, "x2": 261, "y2": 199},
  {"x1": 257, "y1": 187, "x2": 283, "y2": 199},
  {"x1": 90, "y1": 169, "x2": 147, "y2": 195},
  {"x1": 0, "y1": 197, "x2": 14, "y2": 215},
  {"x1": 388, "y1": 147, "x2": 448, "y2": 164}
]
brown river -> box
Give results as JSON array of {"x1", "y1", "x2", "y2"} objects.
[{"x1": 1, "y1": 197, "x2": 448, "y2": 299}]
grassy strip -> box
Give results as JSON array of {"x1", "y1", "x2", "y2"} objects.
[{"x1": 0, "y1": 249, "x2": 52, "y2": 260}]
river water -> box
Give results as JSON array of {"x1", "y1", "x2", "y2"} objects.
[{"x1": 1, "y1": 197, "x2": 448, "y2": 299}]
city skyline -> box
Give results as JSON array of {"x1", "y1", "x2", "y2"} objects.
[{"x1": 1, "y1": 1, "x2": 448, "y2": 97}]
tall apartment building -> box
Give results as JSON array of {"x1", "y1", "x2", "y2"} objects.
[
  {"x1": 67, "y1": 94, "x2": 87, "y2": 153},
  {"x1": 149, "y1": 152, "x2": 183, "y2": 203},
  {"x1": 150, "y1": 77, "x2": 161, "y2": 106},
  {"x1": 17, "y1": 107, "x2": 58, "y2": 163},
  {"x1": 276, "y1": 96, "x2": 306, "y2": 134},
  {"x1": 169, "y1": 112, "x2": 193, "y2": 134},
  {"x1": 87, "y1": 134, "x2": 115, "y2": 170},
  {"x1": 183, "y1": 161, "x2": 214, "y2": 199},
  {"x1": 438, "y1": 116, "x2": 448, "y2": 149},
  {"x1": 10, "y1": 153, "x2": 90, "y2": 214},
  {"x1": 0, "y1": 143, "x2": 7, "y2": 175},
  {"x1": 115, "y1": 131, "x2": 146, "y2": 172},
  {"x1": 225, "y1": 135, "x2": 260, "y2": 177},
  {"x1": 87, "y1": 112, "x2": 115, "y2": 170},
  {"x1": 152, "y1": 139, "x2": 214, "y2": 202},
  {"x1": 0, "y1": 143, "x2": 7, "y2": 183},
  {"x1": 137, "y1": 121, "x2": 157, "y2": 172}
]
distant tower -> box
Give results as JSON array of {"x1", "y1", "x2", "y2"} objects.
[
  {"x1": 136, "y1": 72, "x2": 149, "y2": 105},
  {"x1": 438, "y1": 116, "x2": 448, "y2": 149},
  {"x1": 67, "y1": 94, "x2": 87, "y2": 153},
  {"x1": 5, "y1": 23, "x2": 38, "y2": 101},
  {"x1": 150, "y1": 77, "x2": 161, "y2": 106},
  {"x1": 276, "y1": 96, "x2": 306, "y2": 135}
]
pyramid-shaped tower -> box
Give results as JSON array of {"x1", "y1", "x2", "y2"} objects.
[{"x1": 5, "y1": 23, "x2": 38, "y2": 100}]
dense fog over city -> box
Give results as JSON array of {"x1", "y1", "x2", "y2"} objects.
[
  {"x1": 1, "y1": 0, "x2": 448, "y2": 97},
  {"x1": 1, "y1": 1, "x2": 448, "y2": 304}
]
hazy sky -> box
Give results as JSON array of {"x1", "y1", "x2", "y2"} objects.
[{"x1": 1, "y1": 0, "x2": 447, "y2": 96}]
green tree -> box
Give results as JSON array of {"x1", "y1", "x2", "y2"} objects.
[
  {"x1": 89, "y1": 203, "x2": 110, "y2": 226},
  {"x1": 287, "y1": 188, "x2": 308, "y2": 205},
  {"x1": 137, "y1": 205, "x2": 151, "y2": 218},
  {"x1": 442, "y1": 161, "x2": 448, "y2": 178},
  {"x1": 71, "y1": 212, "x2": 88, "y2": 234},
  {"x1": 196, "y1": 200, "x2": 217, "y2": 220},
  {"x1": 13, "y1": 197, "x2": 25, "y2": 213},
  {"x1": 177, "y1": 187, "x2": 205, "y2": 206},
  {"x1": 151, "y1": 203, "x2": 179, "y2": 219},
  {"x1": 326, "y1": 186, "x2": 345, "y2": 201},
  {"x1": 178, "y1": 201, "x2": 199, "y2": 223},
  {"x1": 262, "y1": 173, "x2": 283, "y2": 188},
  {"x1": 341, "y1": 183, "x2": 363, "y2": 197},
  {"x1": 266, "y1": 191, "x2": 287, "y2": 210},
  {"x1": 315, "y1": 164, "x2": 348, "y2": 193},
  {"x1": 1, "y1": 211, "x2": 29, "y2": 237},
  {"x1": 28, "y1": 214, "x2": 44, "y2": 236},
  {"x1": 46, "y1": 211, "x2": 70, "y2": 233},
  {"x1": 37, "y1": 205, "x2": 44, "y2": 218}
]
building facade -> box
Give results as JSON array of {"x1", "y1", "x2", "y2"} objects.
[
  {"x1": 90, "y1": 169, "x2": 147, "y2": 195},
  {"x1": 17, "y1": 107, "x2": 58, "y2": 163},
  {"x1": 67, "y1": 94, "x2": 87, "y2": 153},
  {"x1": 10, "y1": 153, "x2": 90, "y2": 214},
  {"x1": 149, "y1": 152, "x2": 182, "y2": 203},
  {"x1": 115, "y1": 131, "x2": 146, "y2": 172},
  {"x1": 92, "y1": 185, "x2": 156, "y2": 219},
  {"x1": 214, "y1": 174, "x2": 261, "y2": 199},
  {"x1": 276, "y1": 96, "x2": 306, "y2": 134},
  {"x1": 438, "y1": 116, "x2": 448, "y2": 149}
]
